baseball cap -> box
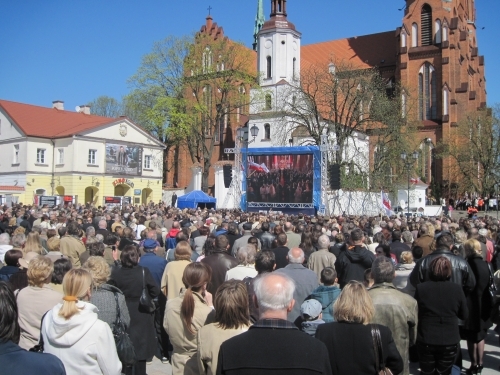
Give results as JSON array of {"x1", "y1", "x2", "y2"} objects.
[
  {"x1": 143, "y1": 239, "x2": 158, "y2": 249},
  {"x1": 300, "y1": 299, "x2": 323, "y2": 320}
]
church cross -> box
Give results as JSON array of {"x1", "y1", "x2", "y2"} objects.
[{"x1": 207, "y1": 5, "x2": 212, "y2": 15}]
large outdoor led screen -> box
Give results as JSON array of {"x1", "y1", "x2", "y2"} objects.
[
  {"x1": 246, "y1": 154, "x2": 314, "y2": 204},
  {"x1": 105, "y1": 143, "x2": 143, "y2": 176}
]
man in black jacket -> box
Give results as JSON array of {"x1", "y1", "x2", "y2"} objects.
[
  {"x1": 216, "y1": 272, "x2": 332, "y2": 375},
  {"x1": 335, "y1": 228, "x2": 375, "y2": 288},
  {"x1": 255, "y1": 222, "x2": 275, "y2": 249},
  {"x1": 409, "y1": 233, "x2": 476, "y2": 293},
  {"x1": 201, "y1": 235, "x2": 238, "y2": 295}
]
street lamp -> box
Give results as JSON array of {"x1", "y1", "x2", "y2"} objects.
[{"x1": 400, "y1": 150, "x2": 419, "y2": 217}]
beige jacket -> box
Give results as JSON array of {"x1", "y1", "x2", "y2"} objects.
[
  {"x1": 17, "y1": 284, "x2": 63, "y2": 350},
  {"x1": 60, "y1": 235, "x2": 86, "y2": 267},
  {"x1": 160, "y1": 260, "x2": 190, "y2": 299},
  {"x1": 164, "y1": 290, "x2": 215, "y2": 375},
  {"x1": 197, "y1": 323, "x2": 248, "y2": 375},
  {"x1": 307, "y1": 249, "x2": 337, "y2": 283}
]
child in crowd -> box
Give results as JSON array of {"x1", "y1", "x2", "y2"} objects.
[{"x1": 300, "y1": 299, "x2": 325, "y2": 336}]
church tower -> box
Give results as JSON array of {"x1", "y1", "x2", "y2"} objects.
[
  {"x1": 256, "y1": 0, "x2": 301, "y2": 87},
  {"x1": 253, "y1": 0, "x2": 265, "y2": 51}
]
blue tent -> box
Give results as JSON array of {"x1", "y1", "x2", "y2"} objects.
[{"x1": 177, "y1": 190, "x2": 216, "y2": 209}]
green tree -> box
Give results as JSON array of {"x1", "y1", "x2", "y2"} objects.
[{"x1": 87, "y1": 95, "x2": 122, "y2": 117}]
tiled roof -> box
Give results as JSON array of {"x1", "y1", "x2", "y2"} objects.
[
  {"x1": 0, "y1": 99, "x2": 116, "y2": 138},
  {"x1": 0, "y1": 185, "x2": 25, "y2": 191},
  {"x1": 301, "y1": 31, "x2": 397, "y2": 70}
]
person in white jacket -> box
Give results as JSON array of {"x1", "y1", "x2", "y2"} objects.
[{"x1": 42, "y1": 268, "x2": 122, "y2": 375}]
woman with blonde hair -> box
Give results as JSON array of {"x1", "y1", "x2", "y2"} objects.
[
  {"x1": 23, "y1": 231, "x2": 44, "y2": 254},
  {"x1": 197, "y1": 280, "x2": 250, "y2": 375},
  {"x1": 460, "y1": 239, "x2": 492, "y2": 374},
  {"x1": 164, "y1": 262, "x2": 215, "y2": 375},
  {"x1": 42, "y1": 268, "x2": 122, "y2": 375},
  {"x1": 83, "y1": 256, "x2": 130, "y2": 331},
  {"x1": 16, "y1": 255, "x2": 62, "y2": 349},
  {"x1": 315, "y1": 280, "x2": 403, "y2": 375}
]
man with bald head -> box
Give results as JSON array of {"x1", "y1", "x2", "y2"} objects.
[
  {"x1": 216, "y1": 273, "x2": 331, "y2": 374},
  {"x1": 275, "y1": 248, "x2": 319, "y2": 324}
]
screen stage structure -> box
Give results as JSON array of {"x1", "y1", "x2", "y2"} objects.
[{"x1": 241, "y1": 146, "x2": 321, "y2": 215}]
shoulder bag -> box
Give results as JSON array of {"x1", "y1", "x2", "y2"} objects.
[
  {"x1": 139, "y1": 267, "x2": 156, "y2": 313},
  {"x1": 371, "y1": 325, "x2": 393, "y2": 375},
  {"x1": 487, "y1": 263, "x2": 498, "y2": 298},
  {"x1": 29, "y1": 311, "x2": 49, "y2": 353},
  {"x1": 112, "y1": 291, "x2": 136, "y2": 366}
]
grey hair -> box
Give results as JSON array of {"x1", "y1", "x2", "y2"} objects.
[
  {"x1": 86, "y1": 226, "x2": 95, "y2": 236},
  {"x1": 478, "y1": 228, "x2": 488, "y2": 237},
  {"x1": 401, "y1": 231, "x2": 413, "y2": 244},
  {"x1": 236, "y1": 245, "x2": 256, "y2": 266},
  {"x1": 455, "y1": 230, "x2": 467, "y2": 244},
  {"x1": 98, "y1": 219, "x2": 107, "y2": 229},
  {"x1": 317, "y1": 234, "x2": 330, "y2": 250},
  {"x1": 287, "y1": 248, "x2": 305, "y2": 264},
  {"x1": 253, "y1": 272, "x2": 295, "y2": 312},
  {"x1": 371, "y1": 256, "x2": 395, "y2": 284},
  {"x1": 11, "y1": 233, "x2": 26, "y2": 247},
  {"x1": 95, "y1": 234, "x2": 104, "y2": 243},
  {"x1": 0, "y1": 233, "x2": 10, "y2": 245}
]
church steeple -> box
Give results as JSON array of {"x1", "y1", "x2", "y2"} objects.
[
  {"x1": 253, "y1": 0, "x2": 265, "y2": 51},
  {"x1": 270, "y1": 0, "x2": 287, "y2": 17}
]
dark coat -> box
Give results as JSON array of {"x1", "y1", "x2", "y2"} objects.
[
  {"x1": 414, "y1": 280, "x2": 468, "y2": 345},
  {"x1": 272, "y1": 246, "x2": 289, "y2": 269},
  {"x1": 315, "y1": 322, "x2": 403, "y2": 375},
  {"x1": 108, "y1": 265, "x2": 160, "y2": 360},
  {"x1": 334, "y1": 245, "x2": 375, "y2": 288},
  {"x1": 389, "y1": 241, "x2": 411, "y2": 263},
  {"x1": 138, "y1": 252, "x2": 167, "y2": 288},
  {"x1": 258, "y1": 231, "x2": 276, "y2": 249},
  {"x1": 410, "y1": 248, "x2": 476, "y2": 294},
  {"x1": 461, "y1": 255, "x2": 493, "y2": 334},
  {"x1": 0, "y1": 340, "x2": 66, "y2": 375},
  {"x1": 201, "y1": 250, "x2": 238, "y2": 295},
  {"x1": 0, "y1": 265, "x2": 19, "y2": 281},
  {"x1": 216, "y1": 325, "x2": 332, "y2": 375}
]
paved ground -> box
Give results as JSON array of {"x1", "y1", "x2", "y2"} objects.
[{"x1": 146, "y1": 328, "x2": 500, "y2": 375}]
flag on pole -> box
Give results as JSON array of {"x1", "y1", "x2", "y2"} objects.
[{"x1": 380, "y1": 190, "x2": 394, "y2": 216}]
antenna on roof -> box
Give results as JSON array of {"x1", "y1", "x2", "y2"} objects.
[{"x1": 75, "y1": 106, "x2": 81, "y2": 113}]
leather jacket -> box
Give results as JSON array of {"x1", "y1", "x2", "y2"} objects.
[
  {"x1": 201, "y1": 250, "x2": 238, "y2": 295},
  {"x1": 409, "y1": 247, "x2": 476, "y2": 293},
  {"x1": 258, "y1": 231, "x2": 276, "y2": 249}
]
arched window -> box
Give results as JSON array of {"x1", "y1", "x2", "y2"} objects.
[
  {"x1": 443, "y1": 87, "x2": 449, "y2": 116},
  {"x1": 435, "y1": 19, "x2": 442, "y2": 44},
  {"x1": 401, "y1": 30, "x2": 407, "y2": 48},
  {"x1": 418, "y1": 63, "x2": 437, "y2": 120},
  {"x1": 264, "y1": 123, "x2": 271, "y2": 139},
  {"x1": 203, "y1": 47, "x2": 212, "y2": 73},
  {"x1": 442, "y1": 24, "x2": 448, "y2": 42},
  {"x1": 292, "y1": 57, "x2": 296, "y2": 79},
  {"x1": 265, "y1": 94, "x2": 272, "y2": 110},
  {"x1": 421, "y1": 4, "x2": 432, "y2": 46},
  {"x1": 412, "y1": 23, "x2": 418, "y2": 47},
  {"x1": 401, "y1": 92, "x2": 407, "y2": 118},
  {"x1": 266, "y1": 56, "x2": 272, "y2": 79},
  {"x1": 278, "y1": 0, "x2": 282, "y2": 13}
]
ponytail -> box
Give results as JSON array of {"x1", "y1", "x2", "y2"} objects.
[
  {"x1": 180, "y1": 263, "x2": 212, "y2": 334},
  {"x1": 58, "y1": 269, "x2": 92, "y2": 320},
  {"x1": 180, "y1": 287, "x2": 196, "y2": 334}
]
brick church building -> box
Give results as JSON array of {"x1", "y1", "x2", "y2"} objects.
[{"x1": 166, "y1": 0, "x2": 486, "y2": 196}]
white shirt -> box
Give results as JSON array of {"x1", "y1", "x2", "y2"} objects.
[{"x1": 225, "y1": 264, "x2": 258, "y2": 281}]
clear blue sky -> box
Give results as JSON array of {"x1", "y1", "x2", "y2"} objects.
[{"x1": 1, "y1": 0, "x2": 498, "y2": 112}]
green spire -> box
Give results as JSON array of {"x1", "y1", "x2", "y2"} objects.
[{"x1": 253, "y1": 0, "x2": 265, "y2": 50}]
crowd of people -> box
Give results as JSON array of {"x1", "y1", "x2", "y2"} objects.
[{"x1": 0, "y1": 201, "x2": 499, "y2": 375}]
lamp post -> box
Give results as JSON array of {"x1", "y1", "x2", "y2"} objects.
[{"x1": 400, "y1": 150, "x2": 419, "y2": 217}]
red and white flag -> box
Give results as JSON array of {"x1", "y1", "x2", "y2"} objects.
[{"x1": 380, "y1": 190, "x2": 394, "y2": 216}]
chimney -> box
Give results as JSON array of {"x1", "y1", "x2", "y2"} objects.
[
  {"x1": 52, "y1": 100, "x2": 64, "y2": 110},
  {"x1": 79, "y1": 104, "x2": 91, "y2": 115}
]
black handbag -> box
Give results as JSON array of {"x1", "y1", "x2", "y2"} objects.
[
  {"x1": 112, "y1": 291, "x2": 136, "y2": 366},
  {"x1": 139, "y1": 267, "x2": 156, "y2": 313},
  {"x1": 371, "y1": 325, "x2": 393, "y2": 375},
  {"x1": 29, "y1": 311, "x2": 48, "y2": 353}
]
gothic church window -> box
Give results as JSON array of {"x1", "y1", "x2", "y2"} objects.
[
  {"x1": 203, "y1": 47, "x2": 212, "y2": 73},
  {"x1": 421, "y1": 4, "x2": 433, "y2": 46},
  {"x1": 435, "y1": 19, "x2": 442, "y2": 44},
  {"x1": 418, "y1": 63, "x2": 437, "y2": 120},
  {"x1": 443, "y1": 87, "x2": 449, "y2": 116},
  {"x1": 266, "y1": 56, "x2": 272, "y2": 79},
  {"x1": 412, "y1": 23, "x2": 418, "y2": 47}
]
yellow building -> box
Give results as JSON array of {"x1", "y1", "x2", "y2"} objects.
[{"x1": 0, "y1": 99, "x2": 165, "y2": 206}]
